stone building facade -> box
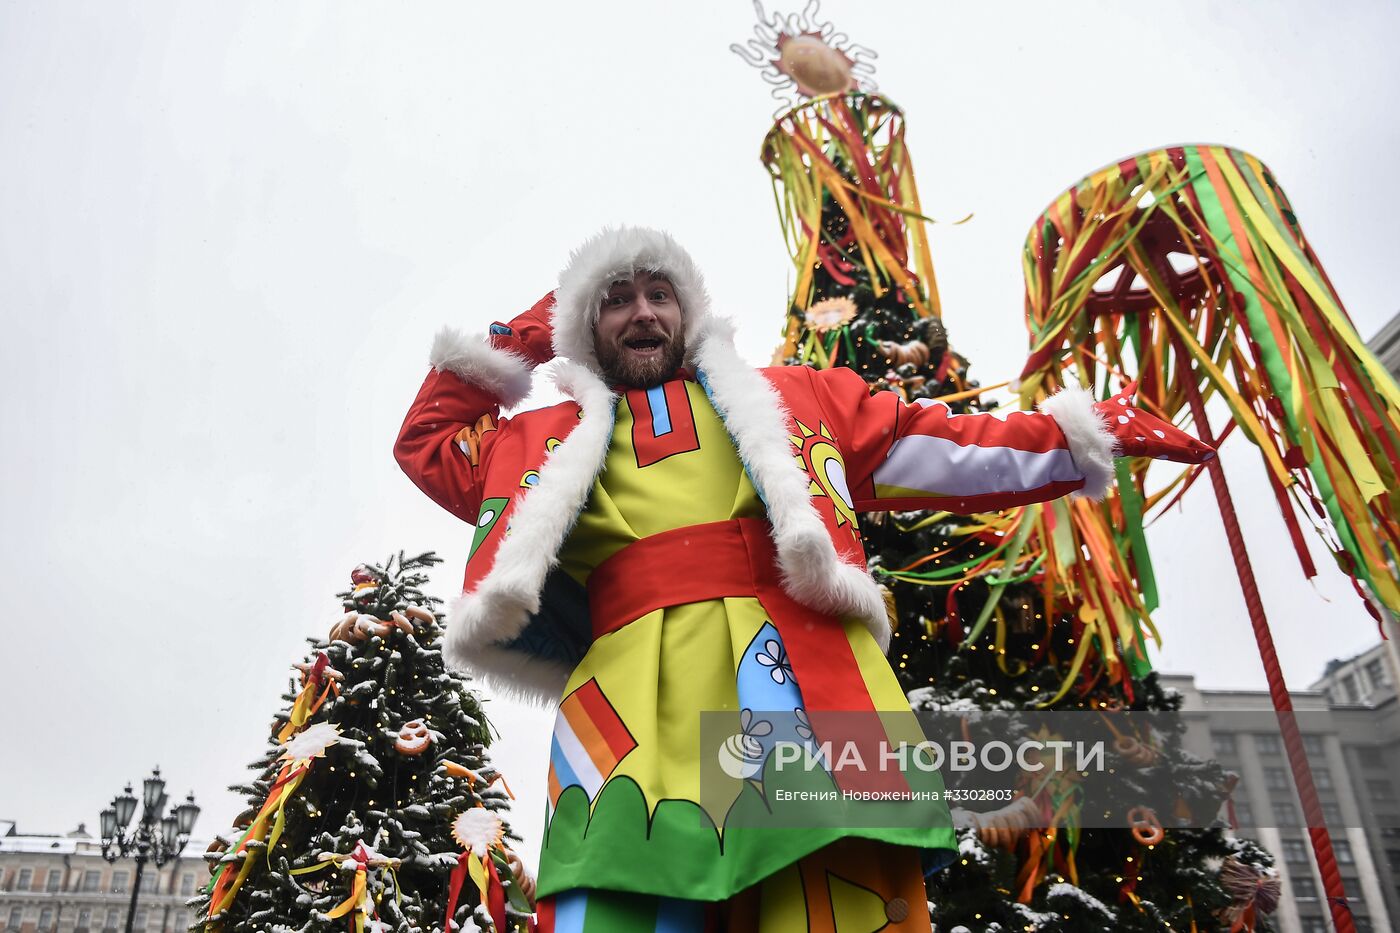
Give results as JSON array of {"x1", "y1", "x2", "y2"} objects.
[
  {"x1": 1165, "y1": 660, "x2": 1400, "y2": 933},
  {"x1": 0, "y1": 822, "x2": 205, "y2": 933}
]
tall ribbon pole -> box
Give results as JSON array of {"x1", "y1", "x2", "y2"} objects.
[{"x1": 1173, "y1": 330, "x2": 1354, "y2": 933}]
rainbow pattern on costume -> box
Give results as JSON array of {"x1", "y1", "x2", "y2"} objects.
[{"x1": 548, "y1": 678, "x2": 637, "y2": 806}]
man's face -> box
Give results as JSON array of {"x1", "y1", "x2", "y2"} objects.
[{"x1": 593, "y1": 272, "x2": 686, "y2": 388}]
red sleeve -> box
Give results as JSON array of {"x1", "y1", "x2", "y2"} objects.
[
  {"x1": 394, "y1": 368, "x2": 503, "y2": 524},
  {"x1": 807, "y1": 366, "x2": 1092, "y2": 513}
]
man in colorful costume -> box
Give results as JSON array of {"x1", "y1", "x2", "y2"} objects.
[{"x1": 395, "y1": 227, "x2": 1214, "y2": 932}]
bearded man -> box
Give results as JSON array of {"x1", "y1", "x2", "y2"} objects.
[{"x1": 395, "y1": 226, "x2": 1213, "y2": 932}]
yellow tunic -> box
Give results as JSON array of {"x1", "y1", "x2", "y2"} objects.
[{"x1": 537, "y1": 376, "x2": 953, "y2": 901}]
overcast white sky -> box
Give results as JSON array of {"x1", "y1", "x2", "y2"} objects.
[{"x1": 3, "y1": 0, "x2": 1398, "y2": 866}]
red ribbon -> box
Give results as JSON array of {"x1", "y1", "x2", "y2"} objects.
[
  {"x1": 445, "y1": 853, "x2": 469, "y2": 931},
  {"x1": 444, "y1": 852, "x2": 507, "y2": 933},
  {"x1": 486, "y1": 856, "x2": 506, "y2": 933}
]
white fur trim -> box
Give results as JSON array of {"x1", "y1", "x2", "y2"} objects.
[
  {"x1": 552, "y1": 226, "x2": 711, "y2": 374},
  {"x1": 441, "y1": 360, "x2": 618, "y2": 706},
  {"x1": 693, "y1": 317, "x2": 892, "y2": 650},
  {"x1": 430, "y1": 327, "x2": 534, "y2": 409},
  {"x1": 1038, "y1": 384, "x2": 1117, "y2": 501}
]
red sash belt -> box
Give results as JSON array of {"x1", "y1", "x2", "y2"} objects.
[{"x1": 587, "y1": 518, "x2": 908, "y2": 793}]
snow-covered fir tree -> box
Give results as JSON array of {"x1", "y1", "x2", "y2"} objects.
[{"x1": 191, "y1": 552, "x2": 532, "y2": 932}]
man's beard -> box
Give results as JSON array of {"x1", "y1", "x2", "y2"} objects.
[{"x1": 597, "y1": 330, "x2": 687, "y2": 388}]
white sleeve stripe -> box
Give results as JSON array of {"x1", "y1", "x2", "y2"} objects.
[{"x1": 873, "y1": 434, "x2": 1083, "y2": 498}]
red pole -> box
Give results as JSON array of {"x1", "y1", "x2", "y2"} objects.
[{"x1": 1175, "y1": 352, "x2": 1355, "y2": 933}]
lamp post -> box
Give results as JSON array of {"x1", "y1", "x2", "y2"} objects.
[{"x1": 99, "y1": 767, "x2": 200, "y2": 933}]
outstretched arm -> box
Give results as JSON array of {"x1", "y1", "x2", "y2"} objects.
[{"x1": 807, "y1": 366, "x2": 1212, "y2": 514}]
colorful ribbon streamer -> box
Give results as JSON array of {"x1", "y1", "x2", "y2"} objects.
[{"x1": 1016, "y1": 145, "x2": 1400, "y2": 629}]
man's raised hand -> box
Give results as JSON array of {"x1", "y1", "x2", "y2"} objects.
[{"x1": 488, "y1": 291, "x2": 557, "y2": 368}]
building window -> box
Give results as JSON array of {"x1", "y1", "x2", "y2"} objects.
[
  {"x1": 1358, "y1": 747, "x2": 1385, "y2": 768},
  {"x1": 1273, "y1": 802, "x2": 1300, "y2": 826},
  {"x1": 104, "y1": 907, "x2": 121, "y2": 931},
  {"x1": 1255, "y1": 733, "x2": 1282, "y2": 755},
  {"x1": 1213, "y1": 733, "x2": 1237, "y2": 755},
  {"x1": 1264, "y1": 766, "x2": 1290, "y2": 790},
  {"x1": 181, "y1": 872, "x2": 196, "y2": 896},
  {"x1": 17, "y1": 868, "x2": 33, "y2": 890},
  {"x1": 1366, "y1": 658, "x2": 1387, "y2": 689},
  {"x1": 1343, "y1": 876, "x2": 1363, "y2": 899},
  {"x1": 1292, "y1": 875, "x2": 1317, "y2": 899},
  {"x1": 1302, "y1": 733, "x2": 1325, "y2": 756},
  {"x1": 1367, "y1": 778, "x2": 1395, "y2": 801},
  {"x1": 38, "y1": 908, "x2": 54, "y2": 930},
  {"x1": 7, "y1": 907, "x2": 23, "y2": 929},
  {"x1": 45, "y1": 868, "x2": 62, "y2": 892},
  {"x1": 133, "y1": 907, "x2": 148, "y2": 931},
  {"x1": 1301, "y1": 917, "x2": 1328, "y2": 933},
  {"x1": 1388, "y1": 847, "x2": 1400, "y2": 869},
  {"x1": 77, "y1": 907, "x2": 93, "y2": 930},
  {"x1": 140, "y1": 871, "x2": 158, "y2": 893},
  {"x1": 1334, "y1": 839, "x2": 1354, "y2": 864},
  {"x1": 1354, "y1": 917, "x2": 1374, "y2": 933},
  {"x1": 1343, "y1": 673, "x2": 1360, "y2": 703},
  {"x1": 111, "y1": 870, "x2": 128, "y2": 893},
  {"x1": 1234, "y1": 800, "x2": 1254, "y2": 826},
  {"x1": 1314, "y1": 768, "x2": 1333, "y2": 790},
  {"x1": 1282, "y1": 838, "x2": 1309, "y2": 863},
  {"x1": 82, "y1": 869, "x2": 101, "y2": 892},
  {"x1": 1322, "y1": 801, "x2": 1342, "y2": 824}
]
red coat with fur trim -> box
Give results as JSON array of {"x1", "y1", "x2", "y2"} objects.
[{"x1": 394, "y1": 316, "x2": 1112, "y2": 707}]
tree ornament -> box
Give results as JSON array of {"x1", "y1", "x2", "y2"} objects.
[
  {"x1": 730, "y1": 0, "x2": 878, "y2": 115},
  {"x1": 918, "y1": 316, "x2": 949, "y2": 361},
  {"x1": 1217, "y1": 856, "x2": 1281, "y2": 927},
  {"x1": 350, "y1": 564, "x2": 377, "y2": 585},
  {"x1": 503, "y1": 848, "x2": 537, "y2": 908},
  {"x1": 452, "y1": 808, "x2": 504, "y2": 857},
  {"x1": 447, "y1": 808, "x2": 509, "y2": 933},
  {"x1": 280, "y1": 721, "x2": 342, "y2": 762},
  {"x1": 774, "y1": 32, "x2": 856, "y2": 97},
  {"x1": 878, "y1": 338, "x2": 931, "y2": 369},
  {"x1": 203, "y1": 837, "x2": 229, "y2": 877},
  {"x1": 393, "y1": 720, "x2": 432, "y2": 756},
  {"x1": 1114, "y1": 734, "x2": 1160, "y2": 767},
  {"x1": 1126, "y1": 806, "x2": 1164, "y2": 846},
  {"x1": 403, "y1": 604, "x2": 435, "y2": 624},
  {"x1": 280, "y1": 653, "x2": 343, "y2": 742},
  {"x1": 955, "y1": 796, "x2": 1042, "y2": 852},
  {"x1": 805, "y1": 295, "x2": 859, "y2": 333},
  {"x1": 353, "y1": 613, "x2": 392, "y2": 640},
  {"x1": 329, "y1": 611, "x2": 360, "y2": 643}
]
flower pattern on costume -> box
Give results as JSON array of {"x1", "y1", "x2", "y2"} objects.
[
  {"x1": 794, "y1": 707, "x2": 812, "y2": 741},
  {"x1": 739, "y1": 708, "x2": 774, "y2": 743},
  {"x1": 756, "y1": 639, "x2": 795, "y2": 685}
]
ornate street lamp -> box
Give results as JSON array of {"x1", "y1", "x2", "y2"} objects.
[{"x1": 99, "y1": 768, "x2": 200, "y2": 933}]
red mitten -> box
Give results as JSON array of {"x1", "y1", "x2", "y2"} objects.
[
  {"x1": 488, "y1": 291, "x2": 557, "y2": 367},
  {"x1": 1095, "y1": 381, "x2": 1215, "y2": 463}
]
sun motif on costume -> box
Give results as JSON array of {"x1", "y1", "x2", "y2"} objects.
[
  {"x1": 790, "y1": 419, "x2": 858, "y2": 536},
  {"x1": 730, "y1": 0, "x2": 878, "y2": 115}
]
